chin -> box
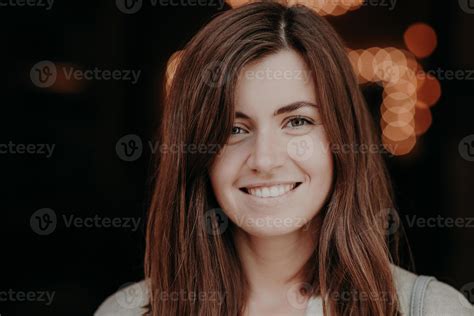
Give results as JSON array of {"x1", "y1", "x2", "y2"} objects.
[{"x1": 231, "y1": 213, "x2": 313, "y2": 238}]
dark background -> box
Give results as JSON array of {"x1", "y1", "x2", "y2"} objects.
[{"x1": 1, "y1": 0, "x2": 473, "y2": 314}]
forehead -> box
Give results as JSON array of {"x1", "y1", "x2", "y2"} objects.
[{"x1": 234, "y1": 49, "x2": 316, "y2": 112}]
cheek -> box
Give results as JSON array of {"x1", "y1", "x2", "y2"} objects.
[
  {"x1": 298, "y1": 132, "x2": 334, "y2": 198},
  {"x1": 209, "y1": 145, "x2": 246, "y2": 199},
  {"x1": 310, "y1": 139, "x2": 333, "y2": 177},
  {"x1": 296, "y1": 128, "x2": 333, "y2": 170}
]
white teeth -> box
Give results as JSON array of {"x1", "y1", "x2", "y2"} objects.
[{"x1": 246, "y1": 183, "x2": 297, "y2": 198}]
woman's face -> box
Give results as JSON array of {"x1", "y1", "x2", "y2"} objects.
[{"x1": 209, "y1": 49, "x2": 334, "y2": 237}]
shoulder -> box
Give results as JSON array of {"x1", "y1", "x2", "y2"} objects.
[
  {"x1": 94, "y1": 280, "x2": 150, "y2": 316},
  {"x1": 390, "y1": 264, "x2": 473, "y2": 315}
]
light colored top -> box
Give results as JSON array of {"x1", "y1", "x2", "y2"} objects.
[{"x1": 94, "y1": 265, "x2": 473, "y2": 315}]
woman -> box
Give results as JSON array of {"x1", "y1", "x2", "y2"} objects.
[{"x1": 95, "y1": 2, "x2": 473, "y2": 315}]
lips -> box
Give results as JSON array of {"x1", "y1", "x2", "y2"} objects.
[{"x1": 239, "y1": 182, "x2": 302, "y2": 198}]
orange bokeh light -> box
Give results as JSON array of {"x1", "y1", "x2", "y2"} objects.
[
  {"x1": 165, "y1": 50, "x2": 183, "y2": 93},
  {"x1": 381, "y1": 119, "x2": 415, "y2": 142},
  {"x1": 382, "y1": 133, "x2": 417, "y2": 156},
  {"x1": 417, "y1": 73, "x2": 441, "y2": 106},
  {"x1": 404, "y1": 23, "x2": 438, "y2": 58},
  {"x1": 414, "y1": 102, "x2": 432, "y2": 135}
]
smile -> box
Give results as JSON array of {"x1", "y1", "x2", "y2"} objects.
[{"x1": 239, "y1": 182, "x2": 302, "y2": 198}]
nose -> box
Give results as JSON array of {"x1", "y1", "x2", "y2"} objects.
[{"x1": 246, "y1": 130, "x2": 286, "y2": 174}]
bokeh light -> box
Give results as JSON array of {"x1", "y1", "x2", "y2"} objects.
[
  {"x1": 227, "y1": 0, "x2": 364, "y2": 15},
  {"x1": 171, "y1": 2, "x2": 442, "y2": 156},
  {"x1": 165, "y1": 50, "x2": 183, "y2": 94},
  {"x1": 345, "y1": 44, "x2": 441, "y2": 155},
  {"x1": 404, "y1": 23, "x2": 438, "y2": 59},
  {"x1": 417, "y1": 73, "x2": 442, "y2": 106}
]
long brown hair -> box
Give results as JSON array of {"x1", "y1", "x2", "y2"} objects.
[{"x1": 145, "y1": 2, "x2": 401, "y2": 315}]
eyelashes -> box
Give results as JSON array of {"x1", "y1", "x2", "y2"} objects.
[
  {"x1": 231, "y1": 126, "x2": 247, "y2": 135},
  {"x1": 231, "y1": 115, "x2": 320, "y2": 135},
  {"x1": 284, "y1": 115, "x2": 316, "y2": 129}
]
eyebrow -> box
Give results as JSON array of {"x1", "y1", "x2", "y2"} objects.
[{"x1": 234, "y1": 101, "x2": 318, "y2": 119}]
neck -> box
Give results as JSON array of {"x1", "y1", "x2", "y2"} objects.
[{"x1": 233, "y1": 221, "x2": 318, "y2": 300}]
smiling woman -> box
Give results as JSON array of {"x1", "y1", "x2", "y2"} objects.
[
  {"x1": 95, "y1": 2, "x2": 472, "y2": 316},
  {"x1": 209, "y1": 50, "x2": 333, "y2": 240}
]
